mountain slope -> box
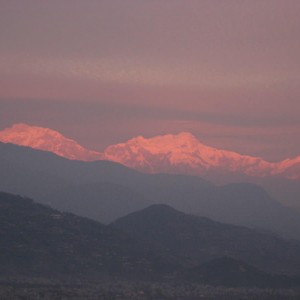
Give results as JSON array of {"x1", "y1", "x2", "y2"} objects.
[
  {"x1": 189, "y1": 182, "x2": 300, "y2": 239},
  {"x1": 112, "y1": 204, "x2": 300, "y2": 275},
  {"x1": 45, "y1": 182, "x2": 150, "y2": 223},
  {"x1": 1, "y1": 141, "x2": 300, "y2": 239},
  {"x1": 1, "y1": 124, "x2": 300, "y2": 181},
  {"x1": 0, "y1": 123, "x2": 103, "y2": 161},
  {"x1": 2, "y1": 192, "x2": 298, "y2": 289},
  {"x1": 103, "y1": 132, "x2": 300, "y2": 181},
  {"x1": 0, "y1": 192, "x2": 171, "y2": 279},
  {"x1": 104, "y1": 132, "x2": 276, "y2": 178},
  {"x1": 184, "y1": 257, "x2": 299, "y2": 288}
]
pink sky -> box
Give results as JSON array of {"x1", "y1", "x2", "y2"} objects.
[{"x1": 0, "y1": 0, "x2": 300, "y2": 161}]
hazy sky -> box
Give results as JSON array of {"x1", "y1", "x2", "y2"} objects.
[{"x1": 1, "y1": 0, "x2": 300, "y2": 161}]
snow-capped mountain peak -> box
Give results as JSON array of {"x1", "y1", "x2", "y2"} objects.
[
  {"x1": 0, "y1": 123, "x2": 103, "y2": 161},
  {"x1": 0, "y1": 124, "x2": 299, "y2": 180},
  {"x1": 103, "y1": 132, "x2": 275, "y2": 176}
]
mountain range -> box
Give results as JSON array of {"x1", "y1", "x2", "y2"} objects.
[
  {"x1": 0, "y1": 123, "x2": 103, "y2": 161},
  {"x1": 112, "y1": 204, "x2": 300, "y2": 275},
  {"x1": 1, "y1": 191, "x2": 300, "y2": 288},
  {"x1": 1, "y1": 123, "x2": 299, "y2": 181},
  {"x1": 0, "y1": 192, "x2": 171, "y2": 279},
  {"x1": 1, "y1": 139, "x2": 300, "y2": 239},
  {"x1": 1, "y1": 123, "x2": 300, "y2": 209},
  {"x1": 1, "y1": 123, "x2": 300, "y2": 290}
]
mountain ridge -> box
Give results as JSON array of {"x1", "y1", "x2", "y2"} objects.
[
  {"x1": 0, "y1": 123, "x2": 104, "y2": 161},
  {"x1": 1, "y1": 140, "x2": 300, "y2": 239},
  {"x1": 0, "y1": 191, "x2": 173, "y2": 279},
  {"x1": 2, "y1": 191, "x2": 299, "y2": 289},
  {"x1": 112, "y1": 203, "x2": 300, "y2": 275},
  {"x1": 0, "y1": 123, "x2": 299, "y2": 180}
]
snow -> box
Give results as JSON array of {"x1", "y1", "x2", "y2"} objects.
[{"x1": 0, "y1": 124, "x2": 299, "y2": 179}]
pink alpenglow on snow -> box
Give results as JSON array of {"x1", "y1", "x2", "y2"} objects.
[
  {"x1": 0, "y1": 123, "x2": 104, "y2": 161},
  {"x1": 0, "y1": 124, "x2": 299, "y2": 180}
]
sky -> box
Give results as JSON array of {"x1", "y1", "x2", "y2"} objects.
[{"x1": 0, "y1": 0, "x2": 300, "y2": 161}]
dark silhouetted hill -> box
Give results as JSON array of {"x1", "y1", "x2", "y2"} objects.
[
  {"x1": 1, "y1": 191, "x2": 300, "y2": 288},
  {"x1": 112, "y1": 204, "x2": 300, "y2": 276},
  {"x1": 0, "y1": 192, "x2": 172, "y2": 279},
  {"x1": 46, "y1": 182, "x2": 149, "y2": 223},
  {"x1": 184, "y1": 256, "x2": 300, "y2": 288},
  {"x1": 1, "y1": 141, "x2": 300, "y2": 240}
]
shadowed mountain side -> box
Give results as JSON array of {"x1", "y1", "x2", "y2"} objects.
[
  {"x1": 1, "y1": 124, "x2": 300, "y2": 211},
  {"x1": 0, "y1": 192, "x2": 175, "y2": 279},
  {"x1": 132, "y1": 181, "x2": 300, "y2": 240},
  {"x1": 45, "y1": 182, "x2": 150, "y2": 223},
  {"x1": 1, "y1": 141, "x2": 300, "y2": 239},
  {"x1": 2, "y1": 192, "x2": 299, "y2": 289},
  {"x1": 183, "y1": 257, "x2": 300, "y2": 288},
  {"x1": 112, "y1": 204, "x2": 300, "y2": 276},
  {"x1": 190, "y1": 183, "x2": 300, "y2": 239},
  {"x1": 0, "y1": 142, "x2": 140, "y2": 185},
  {"x1": 0, "y1": 142, "x2": 210, "y2": 190},
  {"x1": 205, "y1": 172, "x2": 300, "y2": 210},
  {"x1": 258, "y1": 176, "x2": 300, "y2": 209},
  {"x1": 0, "y1": 159, "x2": 72, "y2": 201}
]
